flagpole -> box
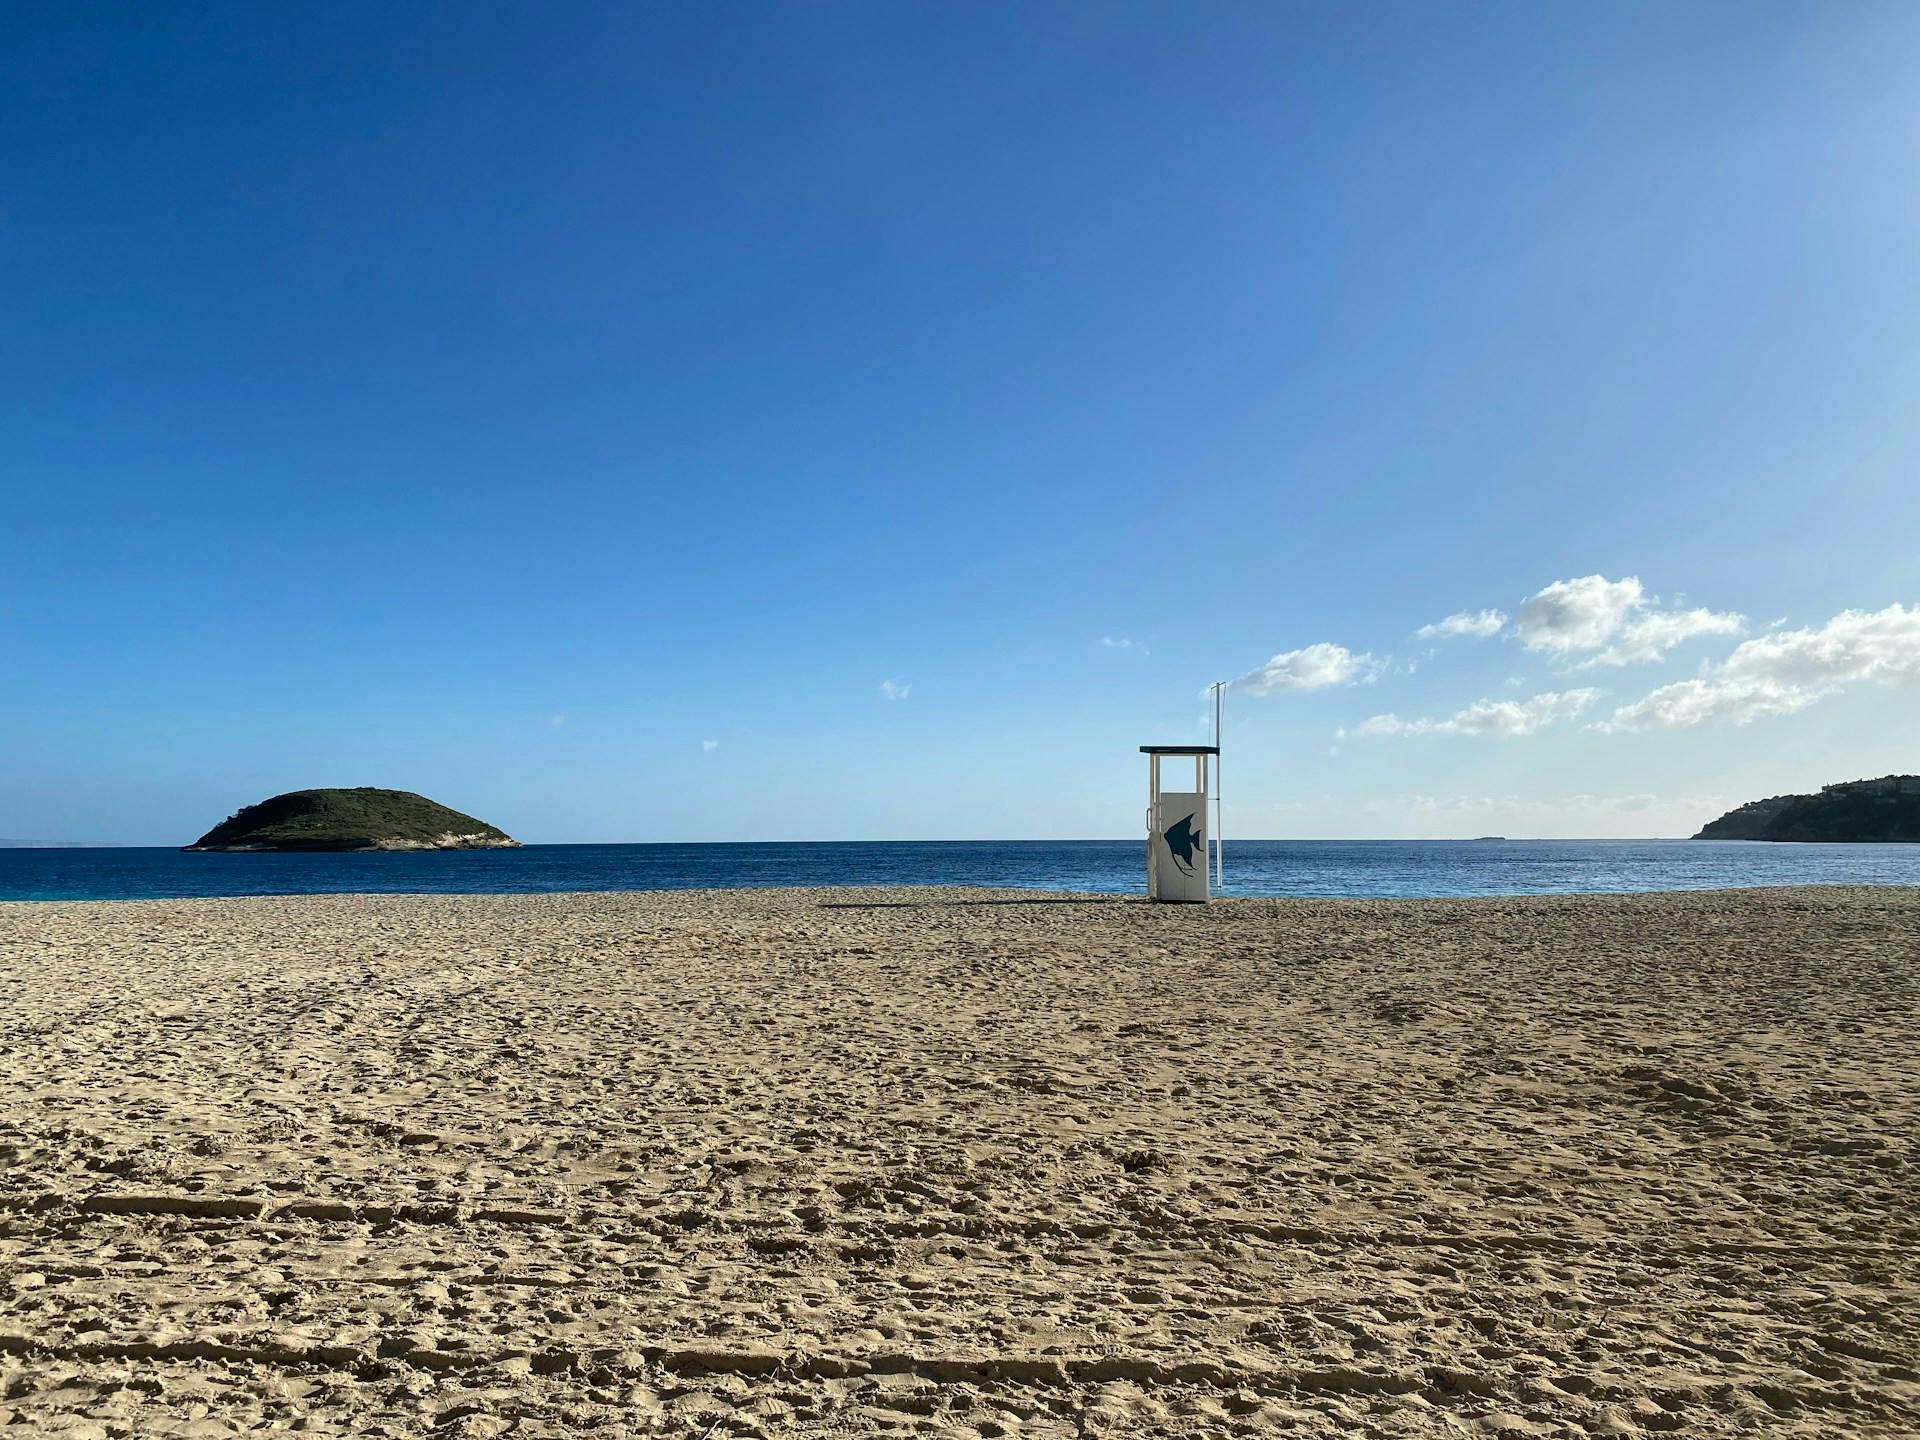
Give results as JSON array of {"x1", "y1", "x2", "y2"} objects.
[{"x1": 1212, "y1": 682, "x2": 1225, "y2": 891}]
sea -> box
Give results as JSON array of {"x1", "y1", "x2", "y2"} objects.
[{"x1": 2, "y1": 839, "x2": 1918, "y2": 903}]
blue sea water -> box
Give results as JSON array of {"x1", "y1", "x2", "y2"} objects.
[{"x1": 2, "y1": 839, "x2": 1917, "y2": 903}]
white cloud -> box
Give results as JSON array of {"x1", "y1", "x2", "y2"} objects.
[
  {"x1": 1514, "y1": 575, "x2": 1645, "y2": 654},
  {"x1": 1722, "y1": 602, "x2": 1920, "y2": 688},
  {"x1": 1600, "y1": 676, "x2": 1818, "y2": 729},
  {"x1": 1355, "y1": 687, "x2": 1601, "y2": 738},
  {"x1": 1602, "y1": 602, "x2": 1920, "y2": 729},
  {"x1": 1587, "y1": 607, "x2": 1746, "y2": 667},
  {"x1": 1415, "y1": 608, "x2": 1507, "y2": 640},
  {"x1": 549, "y1": 714, "x2": 567, "y2": 727},
  {"x1": 1513, "y1": 574, "x2": 1744, "y2": 666},
  {"x1": 1229, "y1": 642, "x2": 1381, "y2": 696},
  {"x1": 878, "y1": 679, "x2": 912, "y2": 701},
  {"x1": 1098, "y1": 636, "x2": 1136, "y2": 649},
  {"x1": 702, "y1": 739, "x2": 719, "y2": 751}
]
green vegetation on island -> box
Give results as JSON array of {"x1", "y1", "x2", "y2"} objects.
[
  {"x1": 1694, "y1": 775, "x2": 1920, "y2": 842},
  {"x1": 186, "y1": 788, "x2": 520, "y2": 852}
]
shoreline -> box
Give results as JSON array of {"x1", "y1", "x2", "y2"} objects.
[{"x1": 4, "y1": 878, "x2": 1919, "y2": 908}]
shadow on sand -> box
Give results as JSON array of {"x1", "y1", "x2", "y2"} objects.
[{"x1": 817, "y1": 897, "x2": 1133, "y2": 910}]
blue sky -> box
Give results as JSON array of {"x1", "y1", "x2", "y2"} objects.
[{"x1": 5, "y1": 1, "x2": 1918, "y2": 844}]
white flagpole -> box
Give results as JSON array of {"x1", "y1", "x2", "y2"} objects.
[{"x1": 1212, "y1": 682, "x2": 1225, "y2": 891}]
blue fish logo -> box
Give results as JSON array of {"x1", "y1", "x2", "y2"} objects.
[{"x1": 1162, "y1": 812, "x2": 1204, "y2": 877}]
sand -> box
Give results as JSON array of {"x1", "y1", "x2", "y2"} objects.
[{"x1": 1, "y1": 885, "x2": 1916, "y2": 1438}]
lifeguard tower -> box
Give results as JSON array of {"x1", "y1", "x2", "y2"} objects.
[{"x1": 1141, "y1": 745, "x2": 1218, "y2": 903}]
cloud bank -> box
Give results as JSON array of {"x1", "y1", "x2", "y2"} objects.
[
  {"x1": 1233, "y1": 582, "x2": 1906, "y2": 745},
  {"x1": 1602, "y1": 603, "x2": 1920, "y2": 729}
]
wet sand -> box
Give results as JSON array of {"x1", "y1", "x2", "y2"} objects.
[{"x1": 1, "y1": 885, "x2": 1916, "y2": 1437}]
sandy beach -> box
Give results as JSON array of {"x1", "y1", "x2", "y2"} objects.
[{"x1": 2, "y1": 885, "x2": 1916, "y2": 1438}]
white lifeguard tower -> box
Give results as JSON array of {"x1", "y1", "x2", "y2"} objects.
[{"x1": 1141, "y1": 744, "x2": 1218, "y2": 903}]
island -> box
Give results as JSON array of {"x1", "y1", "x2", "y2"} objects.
[
  {"x1": 185, "y1": 788, "x2": 521, "y2": 852},
  {"x1": 1694, "y1": 775, "x2": 1920, "y2": 843}
]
